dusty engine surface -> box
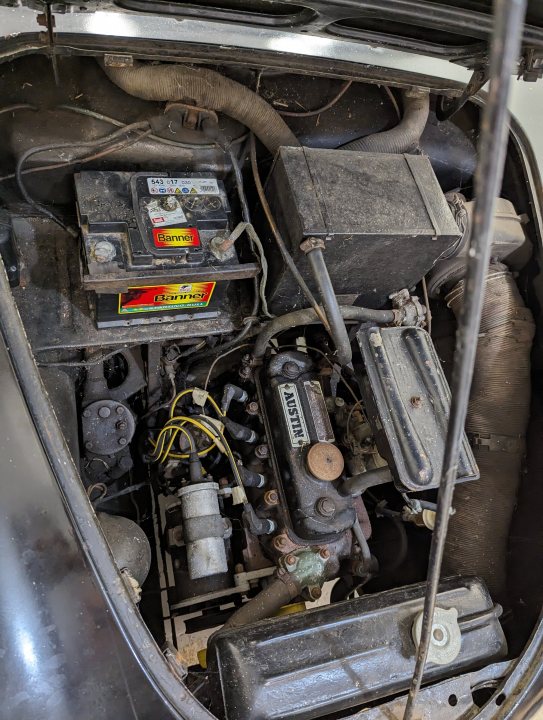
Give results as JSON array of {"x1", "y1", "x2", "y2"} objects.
[{"x1": 1, "y1": 55, "x2": 532, "y2": 720}]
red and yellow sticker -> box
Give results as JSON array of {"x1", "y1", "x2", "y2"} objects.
[
  {"x1": 118, "y1": 282, "x2": 216, "y2": 314},
  {"x1": 152, "y1": 227, "x2": 200, "y2": 248}
]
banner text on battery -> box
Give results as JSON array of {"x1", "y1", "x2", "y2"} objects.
[{"x1": 152, "y1": 227, "x2": 200, "y2": 248}]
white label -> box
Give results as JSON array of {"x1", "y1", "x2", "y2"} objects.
[
  {"x1": 147, "y1": 204, "x2": 187, "y2": 227},
  {"x1": 278, "y1": 383, "x2": 310, "y2": 447},
  {"x1": 147, "y1": 177, "x2": 220, "y2": 195}
]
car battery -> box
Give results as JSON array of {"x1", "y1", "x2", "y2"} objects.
[{"x1": 75, "y1": 171, "x2": 258, "y2": 328}]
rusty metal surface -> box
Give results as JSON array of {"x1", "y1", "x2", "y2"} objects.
[
  {"x1": 307, "y1": 441, "x2": 345, "y2": 481},
  {"x1": 11, "y1": 215, "x2": 237, "y2": 350}
]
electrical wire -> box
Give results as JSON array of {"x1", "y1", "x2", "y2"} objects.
[
  {"x1": 421, "y1": 275, "x2": 432, "y2": 335},
  {"x1": 277, "y1": 81, "x2": 352, "y2": 117},
  {"x1": 37, "y1": 344, "x2": 140, "y2": 367},
  {"x1": 402, "y1": 1, "x2": 528, "y2": 717},
  {"x1": 170, "y1": 388, "x2": 224, "y2": 419},
  {"x1": 14, "y1": 122, "x2": 152, "y2": 234},
  {"x1": 204, "y1": 343, "x2": 252, "y2": 390},
  {"x1": 249, "y1": 133, "x2": 329, "y2": 330},
  {"x1": 0, "y1": 104, "x2": 38, "y2": 116}
]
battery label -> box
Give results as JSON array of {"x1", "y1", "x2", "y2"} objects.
[
  {"x1": 152, "y1": 227, "x2": 200, "y2": 248},
  {"x1": 118, "y1": 282, "x2": 216, "y2": 314},
  {"x1": 147, "y1": 177, "x2": 220, "y2": 195}
]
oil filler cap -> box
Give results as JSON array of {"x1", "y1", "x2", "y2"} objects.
[
  {"x1": 412, "y1": 606, "x2": 462, "y2": 666},
  {"x1": 307, "y1": 442, "x2": 344, "y2": 482}
]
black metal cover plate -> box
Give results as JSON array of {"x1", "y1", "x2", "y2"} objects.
[{"x1": 208, "y1": 577, "x2": 506, "y2": 720}]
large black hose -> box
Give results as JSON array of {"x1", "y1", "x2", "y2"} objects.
[
  {"x1": 443, "y1": 264, "x2": 534, "y2": 601},
  {"x1": 342, "y1": 89, "x2": 429, "y2": 154},
  {"x1": 101, "y1": 62, "x2": 299, "y2": 156},
  {"x1": 221, "y1": 574, "x2": 300, "y2": 631},
  {"x1": 253, "y1": 305, "x2": 396, "y2": 359}
]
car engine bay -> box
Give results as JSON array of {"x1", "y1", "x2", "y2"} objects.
[{"x1": 0, "y1": 52, "x2": 541, "y2": 719}]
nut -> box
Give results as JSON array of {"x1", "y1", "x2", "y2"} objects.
[
  {"x1": 282, "y1": 362, "x2": 300, "y2": 379},
  {"x1": 319, "y1": 548, "x2": 331, "y2": 560},
  {"x1": 246, "y1": 401, "x2": 259, "y2": 416},
  {"x1": 273, "y1": 535, "x2": 288, "y2": 551},
  {"x1": 255, "y1": 444, "x2": 269, "y2": 460},
  {"x1": 285, "y1": 554, "x2": 297, "y2": 566},
  {"x1": 264, "y1": 490, "x2": 279, "y2": 507},
  {"x1": 315, "y1": 497, "x2": 336, "y2": 518}
]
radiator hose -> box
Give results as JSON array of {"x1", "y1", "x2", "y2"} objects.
[
  {"x1": 342, "y1": 89, "x2": 429, "y2": 154},
  {"x1": 443, "y1": 264, "x2": 534, "y2": 601},
  {"x1": 101, "y1": 61, "x2": 299, "y2": 156}
]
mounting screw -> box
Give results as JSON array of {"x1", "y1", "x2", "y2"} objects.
[
  {"x1": 273, "y1": 535, "x2": 288, "y2": 551},
  {"x1": 116, "y1": 405, "x2": 125, "y2": 415},
  {"x1": 85, "y1": 441, "x2": 93, "y2": 450},
  {"x1": 410, "y1": 395, "x2": 423, "y2": 408},
  {"x1": 308, "y1": 585, "x2": 322, "y2": 601},
  {"x1": 319, "y1": 548, "x2": 330, "y2": 560},
  {"x1": 82, "y1": 408, "x2": 91, "y2": 418},
  {"x1": 118, "y1": 437, "x2": 127, "y2": 446},
  {"x1": 285, "y1": 554, "x2": 297, "y2": 566},
  {"x1": 98, "y1": 405, "x2": 111, "y2": 418},
  {"x1": 234, "y1": 563, "x2": 245, "y2": 574}
]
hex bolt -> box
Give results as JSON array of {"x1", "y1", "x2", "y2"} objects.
[
  {"x1": 98, "y1": 405, "x2": 111, "y2": 418},
  {"x1": 116, "y1": 421, "x2": 127, "y2": 431},
  {"x1": 285, "y1": 554, "x2": 297, "y2": 566},
  {"x1": 315, "y1": 496, "x2": 336, "y2": 518},
  {"x1": 116, "y1": 405, "x2": 125, "y2": 415},
  {"x1": 246, "y1": 401, "x2": 259, "y2": 416},
  {"x1": 118, "y1": 437, "x2": 127, "y2": 446},
  {"x1": 308, "y1": 586, "x2": 322, "y2": 601},
  {"x1": 273, "y1": 535, "x2": 288, "y2": 551},
  {"x1": 319, "y1": 548, "x2": 331, "y2": 560},
  {"x1": 410, "y1": 395, "x2": 423, "y2": 408},
  {"x1": 255, "y1": 444, "x2": 269, "y2": 460},
  {"x1": 234, "y1": 563, "x2": 245, "y2": 574},
  {"x1": 264, "y1": 490, "x2": 279, "y2": 507},
  {"x1": 82, "y1": 408, "x2": 91, "y2": 418}
]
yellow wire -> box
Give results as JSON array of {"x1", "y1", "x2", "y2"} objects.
[
  {"x1": 150, "y1": 415, "x2": 223, "y2": 463},
  {"x1": 170, "y1": 388, "x2": 224, "y2": 420}
]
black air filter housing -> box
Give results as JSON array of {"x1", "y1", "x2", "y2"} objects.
[{"x1": 260, "y1": 148, "x2": 461, "y2": 311}]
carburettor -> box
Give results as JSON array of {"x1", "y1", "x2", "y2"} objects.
[{"x1": 259, "y1": 351, "x2": 356, "y2": 542}]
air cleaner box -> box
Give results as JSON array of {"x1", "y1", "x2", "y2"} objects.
[
  {"x1": 75, "y1": 171, "x2": 259, "y2": 328},
  {"x1": 259, "y1": 148, "x2": 461, "y2": 311}
]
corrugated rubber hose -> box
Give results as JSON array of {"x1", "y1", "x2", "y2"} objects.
[
  {"x1": 443, "y1": 264, "x2": 534, "y2": 601},
  {"x1": 100, "y1": 61, "x2": 299, "y2": 156},
  {"x1": 341, "y1": 89, "x2": 429, "y2": 154}
]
